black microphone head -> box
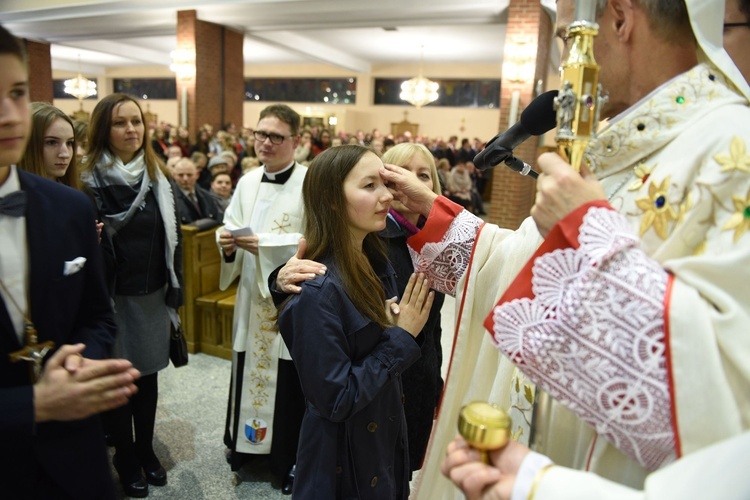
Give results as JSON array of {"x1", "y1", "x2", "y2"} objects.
[
  {"x1": 473, "y1": 90, "x2": 559, "y2": 171},
  {"x1": 520, "y1": 90, "x2": 558, "y2": 136}
]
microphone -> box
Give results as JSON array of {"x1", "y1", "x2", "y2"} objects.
[{"x1": 473, "y1": 90, "x2": 558, "y2": 176}]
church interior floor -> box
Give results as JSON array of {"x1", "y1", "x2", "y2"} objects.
[
  {"x1": 106, "y1": 201, "x2": 492, "y2": 497},
  {"x1": 114, "y1": 202, "x2": 500, "y2": 498},
  {"x1": 110, "y1": 296, "x2": 458, "y2": 499}
]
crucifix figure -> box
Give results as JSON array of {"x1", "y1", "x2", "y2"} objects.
[{"x1": 9, "y1": 323, "x2": 55, "y2": 383}]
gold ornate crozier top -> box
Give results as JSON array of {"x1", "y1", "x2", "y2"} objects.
[{"x1": 555, "y1": 0, "x2": 606, "y2": 172}]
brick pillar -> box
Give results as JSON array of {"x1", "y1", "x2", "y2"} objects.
[
  {"x1": 488, "y1": 0, "x2": 553, "y2": 230},
  {"x1": 24, "y1": 40, "x2": 53, "y2": 103},
  {"x1": 177, "y1": 10, "x2": 244, "y2": 140}
]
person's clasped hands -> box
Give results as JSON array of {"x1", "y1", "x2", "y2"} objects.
[{"x1": 34, "y1": 343, "x2": 140, "y2": 423}]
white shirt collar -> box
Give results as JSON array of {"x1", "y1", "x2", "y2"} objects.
[
  {"x1": 0, "y1": 165, "x2": 21, "y2": 197},
  {"x1": 263, "y1": 161, "x2": 295, "y2": 181}
]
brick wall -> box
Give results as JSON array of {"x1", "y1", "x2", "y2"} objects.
[
  {"x1": 487, "y1": 0, "x2": 553, "y2": 230},
  {"x1": 222, "y1": 28, "x2": 244, "y2": 131},
  {"x1": 25, "y1": 40, "x2": 53, "y2": 103},
  {"x1": 177, "y1": 10, "x2": 244, "y2": 140}
]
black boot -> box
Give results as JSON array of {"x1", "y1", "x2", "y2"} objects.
[
  {"x1": 113, "y1": 452, "x2": 149, "y2": 498},
  {"x1": 282, "y1": 465, "x2": 295, "y2": 495},
  {"x1": 106, "y1": 404, "x2": 149, "y2": 498},
  {"x1": 133, "y1": 373, "x2": 167, "y2": 487}
]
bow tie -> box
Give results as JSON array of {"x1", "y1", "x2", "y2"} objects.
[{"x1": 0, "y1": 190, "x2": 27, "y2": 217}]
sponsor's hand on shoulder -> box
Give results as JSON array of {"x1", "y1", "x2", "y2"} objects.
[{"x1": 276, "y1": 238, "x2": 327, "y2": 294}]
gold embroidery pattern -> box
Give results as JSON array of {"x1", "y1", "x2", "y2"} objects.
[
  {"x1": 714, "y1": 136, "x2": 750, "y2": 174},
  {"x1": 271, "y1": 213, "x2": 292, "y2": 234},
  {"x1": 635, "y1": 176, "x2": 678, "y2": 239},
  {"x1": 587, "y1": 65, "x2": 722, "y2": 178},
  {"x1": 722, "y1": 188, "x2": 750, "y2": 243},
  {"x1": 508, "y1": 369, "x2": 535, "y2": 443},
  {"x1": 247, "y1": 297, "x2": 278, "y2": 413},
  {"x1": 629, "y1": 163, "x2": 655, "y2": 191}
]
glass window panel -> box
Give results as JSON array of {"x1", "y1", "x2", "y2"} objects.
[
  {"x1": 53, "y1": 79, "x2": 98, "y2": 99},
  {"x1": 245, "y1": 78, "x2": 356, "y2": 104},
  {"x1": 374, "y1": 78, "x2": 500, "y2": 108},
  {"x1": 112, "y1": 78, "x2": 177, "y2": 100}
]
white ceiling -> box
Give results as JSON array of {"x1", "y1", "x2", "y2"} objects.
[{"x1": 0, "y1": 0, "x2": 558, "y2": 75}]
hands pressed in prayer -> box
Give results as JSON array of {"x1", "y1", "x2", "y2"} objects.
[
  {"x1": 531, "y1": 153, "x2": 607, "y2": 237},
  {"x1": 391, "y1": 273, "x2": 434, "y2": 338}
]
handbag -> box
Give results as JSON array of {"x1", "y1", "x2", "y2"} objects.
[{"x1": 169, "y1": 323, "x2": 189, "y2": 367}]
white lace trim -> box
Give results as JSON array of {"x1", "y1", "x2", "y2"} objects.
[
  {"x1": 490, "y1": 207, "x2": 675, "y2": 471},
  {"x1": 408, "y1": 210, "x2": 483, "y2": 296}
]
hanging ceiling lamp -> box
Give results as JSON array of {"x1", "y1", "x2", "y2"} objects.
[
  {"x1": 63, "y1": 56, "x2": 97, "y2": 105},
  {"x1": 400, "y1": 45, "x2": 439, "y2": 108}
]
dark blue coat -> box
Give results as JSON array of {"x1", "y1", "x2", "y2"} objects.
[
  {"x1": 0, "y1": 170, "x2": 117, "y2": 499},
  {"x1": 278, "y1": 256, "x2": 421, "y2": 500},
  {"x1": 380, "y1": 216, "x2": 445, "y2": 472}
]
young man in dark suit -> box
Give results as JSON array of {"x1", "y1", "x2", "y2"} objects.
[{"x1": 0, "y1": 24, "x2": 140, "y2": 499}]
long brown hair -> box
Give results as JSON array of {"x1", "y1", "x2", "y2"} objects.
[
  {"x1": 82, "y1": 93, "x2": 167, "y2": 179},
  {"x1": 302, "y1": 145, "x2": 390, "y2": 328},
  {"x1": 18, "y1": 102, "x2": 80, "y2": 190}
]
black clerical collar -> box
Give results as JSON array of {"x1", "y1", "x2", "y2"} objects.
[{"x1": 262, "y1": 162, "x2": 295, "y2": 184}]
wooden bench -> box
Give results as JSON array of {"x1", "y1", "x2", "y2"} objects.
[
  {"x1": 195, "y1": 288, "x2": 236, "y2": 360},
  {"x1": 215, "y1": 294, "x2": 237, "y2": 360},
  {"x1": 180, "y1": 225, "x2": 237, "y2": 355}
]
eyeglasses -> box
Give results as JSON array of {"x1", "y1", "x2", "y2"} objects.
[
  {"x1": 724, "y1": 22, "x2": 750, "y2": 29},
  {"x1": 253, "y1": 131, "x2": 292, "y2": 145}
]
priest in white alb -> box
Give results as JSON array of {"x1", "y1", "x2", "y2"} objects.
[{"x1": 217, "y1": 104, "x2": 307, "y2": 490}]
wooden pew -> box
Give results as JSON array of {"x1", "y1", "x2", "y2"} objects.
[
  {"x1": 196, "y1": 288, "x2": 235, "y2": 360},
  {"x1": 179, "y1": 225, "x2": 237, "y2": 354}
]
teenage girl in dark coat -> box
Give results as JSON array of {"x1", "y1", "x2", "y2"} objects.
[{"x1": 276, "y1": 145, "x2": 434, "y2": 499}]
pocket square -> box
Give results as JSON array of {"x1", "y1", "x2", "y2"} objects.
[{"x1": 63, "y1": 257, "x2": 87, "y2": 276}]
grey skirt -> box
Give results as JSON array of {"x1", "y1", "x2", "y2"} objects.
[{"x1": 113, "y1": 287, "x2": 170, "y2": 376}]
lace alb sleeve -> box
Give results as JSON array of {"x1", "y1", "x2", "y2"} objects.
[
  {"x1": 408, "y1": 210, "x2": 483, "y2": 296},
  {"x1": 489, "y1": 206, "x2": 675, "y2": 471}
]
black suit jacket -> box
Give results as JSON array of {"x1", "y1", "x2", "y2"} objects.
[
  {"x1": 0, "y1": 170, "x2": 117, "y2": 499},
  {"x1": 174, "y1": 183, "x2": 222, "y2": 225}
]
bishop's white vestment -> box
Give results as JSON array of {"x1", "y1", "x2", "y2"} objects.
[{"x1": 412, "y1": 63, "x2": 750, "y2": 498}]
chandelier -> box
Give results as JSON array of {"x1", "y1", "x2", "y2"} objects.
[
  {"x1": 63, "y1": 73, "x2": 97, "y2": 101},
  {"x1": 400, "y1": 46, "x2": 439, "y2": 108},
  {"x1": 64, "y1": 55, "x2": 96, "y2": 108}
]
